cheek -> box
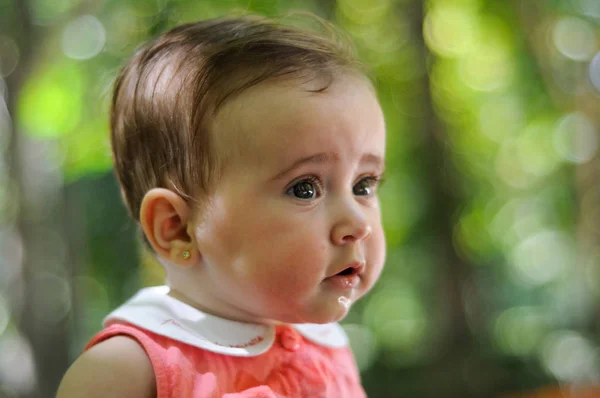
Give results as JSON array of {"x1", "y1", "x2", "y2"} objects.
[
  {"x1": 244, "y1": 214, "x2": 328, "y2": 282},
  {"x1": 375, "y1": 227, "x2": 386, "y2": 262},
  {"x1": 240, "y1": 206, "x2": 320, "y2": 248},
  {"x1": 366, "y1": 227, "x2": 386, "y2": 277}
]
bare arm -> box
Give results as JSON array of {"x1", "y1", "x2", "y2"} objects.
[{"x1": 56, "y1": 336, "x2": 156, "y2": 398}]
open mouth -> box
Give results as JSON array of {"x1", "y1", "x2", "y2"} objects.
[
  {"x1": 333, "y1": 262, "x2": 364, "y2": 277},
  {"x1": 337, "y1": 267, "x2": 357, "y2": 276},
  {"x1": 327, "y1": 264, "x2": 363, "y2": 289}
]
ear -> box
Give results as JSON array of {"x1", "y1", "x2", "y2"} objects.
[{"x1": 139, "y1": 188, "x2": 197, "y2": 266}]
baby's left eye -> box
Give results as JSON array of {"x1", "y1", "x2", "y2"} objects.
[{"x1": 353, "y1": 177, "x2": 380, "y2": 196}]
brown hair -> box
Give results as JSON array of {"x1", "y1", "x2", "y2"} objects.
[{"x1": 110, "y1": 14, "x2": 363, "y2": 221}]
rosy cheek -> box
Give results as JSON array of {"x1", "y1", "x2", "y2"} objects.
[
  {"x1": 367, "y1": 228, "x2": 386, "y2": 271},
  {"x1": 257, "y1": 231, "x2": 326, "y2": 286},
  {"x1": 248, "y1": 212, "x2": 313, "y2": 244}
]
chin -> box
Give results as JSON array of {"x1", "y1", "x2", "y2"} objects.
[
  {"x1": 319, "y1": 312, "x2": 348, "y2": 324},
  {"x1": 273, "y1": 296, "x2": 356, "y2": 324},
  {"x1": 302, "y1": 306, "x2": 352, "y2": 325}
]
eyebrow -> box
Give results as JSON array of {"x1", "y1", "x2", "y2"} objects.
[{"x1": 271, "y1": 151, "x2": 385, "y2": 181}]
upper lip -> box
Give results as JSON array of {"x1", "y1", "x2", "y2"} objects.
[{"x1": 328, "y1": 260, "x2": 365, "y2": 278}]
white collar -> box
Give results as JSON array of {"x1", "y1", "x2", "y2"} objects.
[{"x1": 103, "y1": 286, "x2": 348, "y2": 357}]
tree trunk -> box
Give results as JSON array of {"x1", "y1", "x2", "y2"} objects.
[{"x1": 3, "y1": 1, "x2": 71, "y2": 396}]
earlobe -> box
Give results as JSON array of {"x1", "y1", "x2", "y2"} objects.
[{"x1": 139, "y1": 188, "x2": 198, "y2": 265}]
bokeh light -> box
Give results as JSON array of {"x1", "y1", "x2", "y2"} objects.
[
  {"x1": 62, "y1": 15, "x2": 106, "y2": 60},
  {"x1": 2, "y1": 0, "x2": 600, "y2": 396},
  {"x1": 553, "y1": 112, "x2": 598, "y2": 164},
  {"x1": 510, "y1": 230, "x2": 573, "y2": 286},
  {"x1": 552, "y1": 16, "x2": 597, "y2": 61},
  {"x1": 458, "y1": 19, "x2": 515, "y2": 92},
  {"x1": 517, "y1": 120, "x2": 561, "y2": 177},
  {"x1": 337, "y1": 0, "x2": 394, "y2": 26},
  {"x1": 0, "y1": 36, "x2": 20, "y2": 78},
  {"x1": 493, "y1": 306, "x2": 549, "y2": 357},
  {"x1": 478, "y1": 94, "x2": 524, "y2": 143},
  {"x1": 18, "y1": 62, "x2": 83, "y2": 138},
  {"x1": 424, "y1": 3, "x2": 479, "y2": 58},
  {"x1": 575, "y1": 0, "x2": 600, "y2": 17},
  {"x1": 589, "y1": 51, "x2": 600, "y2": 92},
  {"x1": 0, "y1": 330, "x2": 37, "y2": 394},
  {"x1": 541, "y1": 331, "x2": 599, "y2": 383},
  {"x1": 28, "y1": 273, "x2": 71, "y2": 326},
  {"x1": 495, "y1": 140, "x2": 538, "y2": 189}
]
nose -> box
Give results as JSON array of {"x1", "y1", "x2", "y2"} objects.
[{"x1": 330, "y1": 203, "x2": 372, "y2": 245}]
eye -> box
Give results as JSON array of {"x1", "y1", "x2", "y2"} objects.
[
  {"x1": 286, "y1": 177, "x2": 322, "y2": 200},
  {"x1": 353, "y1": 176, "x2": 381, "y2": 196}
]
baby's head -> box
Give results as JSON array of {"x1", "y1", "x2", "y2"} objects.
[{"x1": 111, "y1": 15, "x2": 386, "y2": 325}]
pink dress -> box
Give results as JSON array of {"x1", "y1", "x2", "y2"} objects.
[{"x1": 85, "y1": 286, "x2": 366, "y2": 398}]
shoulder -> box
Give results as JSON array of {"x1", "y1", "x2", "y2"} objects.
[{"x1": 57, "y1": 336, "x2": 156, "y2": 398}]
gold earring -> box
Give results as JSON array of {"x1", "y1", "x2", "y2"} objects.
[{"x1": 182, "y1": 251, "x2": 191, "y2": 260}]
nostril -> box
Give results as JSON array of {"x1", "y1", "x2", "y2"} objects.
[
  {"x1": 343, "y1": 225, "x2": 371, "y2": 242},
  {"x1": 332, "y1": 219, "x2": 372, "y2": 245}
]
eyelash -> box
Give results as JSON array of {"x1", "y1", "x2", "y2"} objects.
[{"x1": 285, "y1": 174, "x2": 384, "y2": 201}]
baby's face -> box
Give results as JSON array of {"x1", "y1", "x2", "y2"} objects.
[{"x1": 191, "y1": 74, "x2": 386, "y2": 324}]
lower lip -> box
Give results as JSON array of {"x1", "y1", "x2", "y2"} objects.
[{"x1": 326, "y1": 274, "x2": 361, "y2": 290}]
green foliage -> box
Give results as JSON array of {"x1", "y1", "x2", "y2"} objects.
[
  {"x1": 19, "y1": 61, "x2": 83, "y2": 138},
  {"x1": 5, "y1": 0, "x2": 599, "y2": 395}
]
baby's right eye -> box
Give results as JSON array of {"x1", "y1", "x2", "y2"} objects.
[{"x1": 286, "y1": 177, "x2": 321, "y2": 200}]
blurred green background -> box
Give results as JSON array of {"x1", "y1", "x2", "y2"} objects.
[{"x1": 1, "y1": 0, "x2": 600, "y2": 397}]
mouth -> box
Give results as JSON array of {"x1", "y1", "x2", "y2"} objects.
[
  {"x1": 334, "y1": 263, "x2": 364, "y2": 277},
  {"x1": 325, "y1": 261, "x2": 365, "y2": 289}
]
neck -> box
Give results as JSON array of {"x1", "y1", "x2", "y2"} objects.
[{"x1": 166, "y1": 287, "x2": 281, "y2": 326}]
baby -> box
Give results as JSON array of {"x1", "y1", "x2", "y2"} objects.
[{"x1": 58, "y1": 14, "x2": 386, "y2": 398}]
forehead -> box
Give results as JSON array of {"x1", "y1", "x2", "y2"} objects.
[{"x1": 211, "y1": 74, "x2": 386, "y2": 168}]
